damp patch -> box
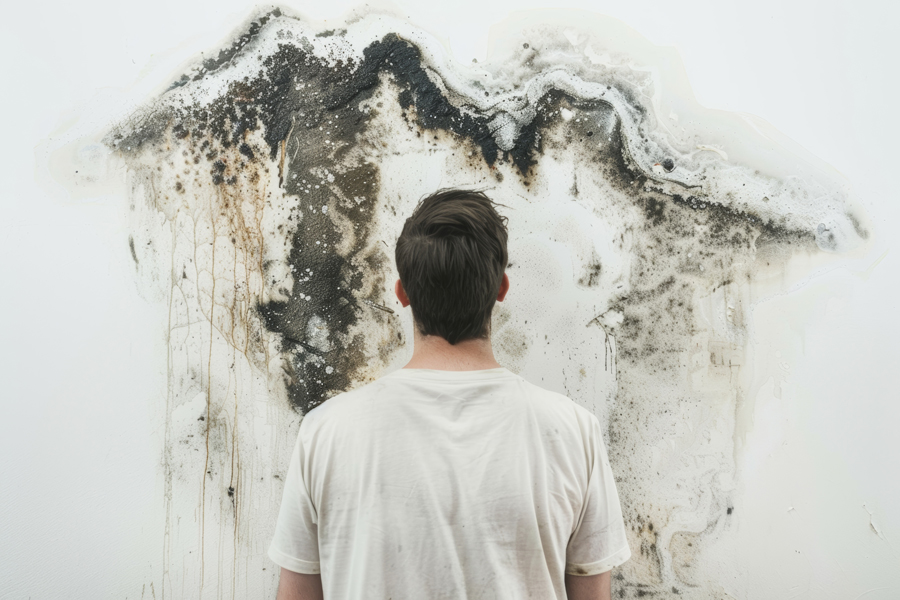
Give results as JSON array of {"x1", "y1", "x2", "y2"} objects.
[{"x1": 65, "y1": 7, "x2": 868, "y2": 599}]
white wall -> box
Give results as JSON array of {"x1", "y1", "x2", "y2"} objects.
[{"x1": 2, "y1": 1, "x2": 898, "y2": 598}]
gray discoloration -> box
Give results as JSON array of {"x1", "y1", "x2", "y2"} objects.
[
  {"x1": 102, "y1": 8, "x2": 867, "y2": 598},
  {"x1": 128, "y1": 235, "x2": 138, "y2": 265}
]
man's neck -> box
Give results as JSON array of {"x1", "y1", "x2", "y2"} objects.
[{"x1": 403, "y1": 332, "x2": 502, "y2": 371}]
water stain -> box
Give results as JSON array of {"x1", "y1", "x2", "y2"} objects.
[{"x1": 89, "y1": 7, "x2": 868, "y2": 599}]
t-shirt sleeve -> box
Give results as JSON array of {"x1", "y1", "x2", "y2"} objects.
[
  {"x1": 565, "y1": 414, "x2": 631, "y2": 576},
  {"x1": 268, "y1": 422, "x2": 321, "y2": 574}
]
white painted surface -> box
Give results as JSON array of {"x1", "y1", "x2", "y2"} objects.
[{"x1": 1, "y1": 1, "x2": 897, "y2": 598}]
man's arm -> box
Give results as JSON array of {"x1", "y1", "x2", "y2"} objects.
[
  {"x1": 565, "y1": 570, "x2": 611, "y2": 600},
  {"x1": 275, "y1": 568, "x2": 323, "y2": 600}
]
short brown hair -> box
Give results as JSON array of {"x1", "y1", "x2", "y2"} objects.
[{"x1": 395, "y1": 189, "x2": 509, "y2": 344}]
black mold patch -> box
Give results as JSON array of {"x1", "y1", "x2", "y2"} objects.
[
  {"x1": 258, "y1": 161, "x2": 389, "y2": 411},
  {"x1": 117, "y1": 31, "x2": 629, "y2": 181},
  {"x1": 109, "y1": 16, "x2": 820, "y2": 416}
]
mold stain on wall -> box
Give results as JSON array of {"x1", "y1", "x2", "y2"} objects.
[{"x1": 87, "y1": 7, "x2": 867, "y2": 599}]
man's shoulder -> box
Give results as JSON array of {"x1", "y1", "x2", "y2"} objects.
[
  {"x1": 300, "y1": 376, "x2": 389, "y2": 428},
  {"x1": 519, "y1": 378, "x2": 599, "y2": 426}
]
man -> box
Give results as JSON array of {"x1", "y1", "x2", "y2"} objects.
[{"x1": 268, "y1": 189, "x2": 630, "y2": 599}]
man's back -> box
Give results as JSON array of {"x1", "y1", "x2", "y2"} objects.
[{"x1": 269, "y1": 367, "x2": 630, "y2": 599}]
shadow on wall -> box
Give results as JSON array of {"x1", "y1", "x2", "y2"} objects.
[{"x1": 55, "y1": 6, "x2": 868, "y2": 599}]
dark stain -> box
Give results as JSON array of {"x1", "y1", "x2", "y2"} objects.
[
  {"x1": 128, "y1": 235, "x2": 138, "y2": 265},
  {"x1": 847, "y1": 211, "x2": 870, "y2": 240},
  {"x1": 641, "y1": 196, "x2": 667, "y2": 227},
  {"x1": 108, "y1": 11, "x2": 822, "y2": 419},
  {"x1": 578, "y1": 255, "x2": 603, "y2": 288},
  {"x1": 238, "y1": 142, "x2": 255, "y2": 159}
]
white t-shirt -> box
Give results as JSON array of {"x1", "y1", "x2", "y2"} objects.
[{"x1": 268, "y1": 367, "x2": 630, "y2": 599}]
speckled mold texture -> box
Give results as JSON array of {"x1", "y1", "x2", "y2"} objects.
[{"x1": 106, "y1": 8, "x2": 866, "y2": 598}]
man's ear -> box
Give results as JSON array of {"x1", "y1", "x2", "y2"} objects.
[
  {"x1": 497, "y1": 272, "x2": 510, "y2": 302},
  {"x1": 395, "y1": 279, "x2": 410, "y2": 307}
]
